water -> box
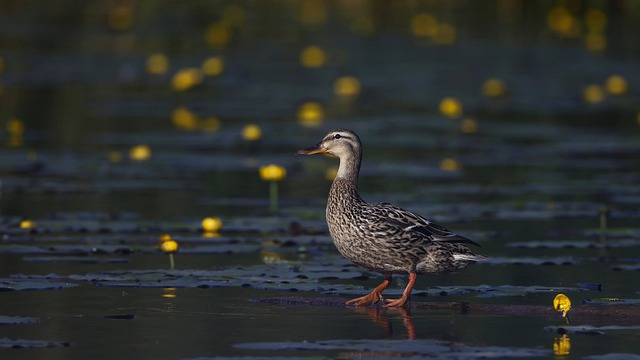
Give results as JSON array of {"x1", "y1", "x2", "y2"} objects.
[{"x1": 1, "y1": 1, "x2": 640, "y2": 359}]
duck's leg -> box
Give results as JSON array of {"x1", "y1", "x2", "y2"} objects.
[
  {"x1": 384, "y1": 272, "x2": 416, "y2": 308},
  {"x1": 345, "y1": 275, "x2": 391, "y2": 306}
]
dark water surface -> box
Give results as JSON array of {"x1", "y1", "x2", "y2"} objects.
[{"x1": 1, "y1": 1, "x2": 640, "y2": 359}]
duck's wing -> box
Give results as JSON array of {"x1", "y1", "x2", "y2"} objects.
[{"x1": 362, "y1": 202, "x2": 481, "y2": 247}]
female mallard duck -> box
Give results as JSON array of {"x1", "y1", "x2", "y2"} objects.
[{"x1": 297, "y1": 129, "x2": 486, "y2": 307}]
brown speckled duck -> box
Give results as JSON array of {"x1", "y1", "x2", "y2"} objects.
[{"x1": 297, "y1": 129, "x2": 486, "y2": 307}]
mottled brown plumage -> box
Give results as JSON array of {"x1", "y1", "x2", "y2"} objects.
[{"x1": 297, "y1": 129, "x2": 486, "y2": 307}]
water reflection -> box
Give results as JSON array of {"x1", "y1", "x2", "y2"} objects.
[
  {"x1": 351, "y1": 306, "x2": 416, "y2": 340},
  {"x1": 553, "y1": 334, "x2": 571, "y2": 357}
]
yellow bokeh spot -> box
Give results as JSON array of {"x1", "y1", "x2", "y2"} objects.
[
  {"x1": 109, "y1": 151, "x2": 123, "y2": 164},
  {"x1": 325, "y1": 166, "x2": 338, "y2": 181},
  {"x1": 584, "y1": 33, "x2": 607, "y2": 52},
  {"x1": 433, "y1": 23, "x2": 457, "y2": 45},
  {"x1": 146, "y1": 53, "x2": 169, "y2": 75},
  {"x1": 205, "y1": 23, "x2": 231, "y2": 48},
  {"x1": 585, "y1": 8, "x2": 607, "y2": 33},
  {"x1": 440, "y1": 158, "x2": 461, "y2": 172},
  {"x1": 260, "y1": 164, "x2": 287, "y2": 181},
  {"x1": 172, "y1": 106, "x2": 199, "y2": 131},
  {"x1": 201, "y1": 217, "x2": 223, "y2": 232},
  {"x1": 553, "y1": 294, "x2": 572, "y2": 317},
  {"x1": 241, "y1": 124, "x2": 262, "y2": 141},
  {"x1": 159, "y1": 233, "x2": 173, "y2": 243},
  {"x1": 482, "y1": 78, "x2": 507, "y2": 98},
  {"x1": 583, "y1": 84, "x2": 605, "y2": 104},
  {"x1": 107, "y1": 5, "x2": 134, "y2": 31},
  {"x1": 161, "y1": 240, "x2": 179, "y2": 254},
  {"x1": 297, "y1": 102, "x2": 324, "y2": 127},
  {"x1": 334, "y1": 76, "x2": 361, "y2": 97},
  {"x1": 605, "y1": 75, "x2": 627, "y2": 95},
  {"x1": 300, "y1": 45, "x2": 326, "y2": 68},
  {"x1": 129, "y1": 144, "x2": 151, "y2": 161},
  {"x1": 7, "y1": 118, "x2": 24, "y2": 136},
  {"x1": 172, "y1": 68, "x2": 202, "y2": 91},
  {"x1": 460, "y1": 118, "x2": 478, "y2": 134},
  {"x1": 548, "y1": 6, "x2": 579, "y2": 37},
  {"x1": 299, "y1": 0, "x2": 327, "y2": 25},
  {"x1": 202, "y1": 56, "x2": 224, "y2": 76},
  {"x1": 19, "y1": 220, "x2": 35, "y2": 229},
  {"x1": 553, "y1": 335, "x2": 571, "y2": 356},
  {"x1": 200, "y1": 116, "x2": 221, "y2": 132},
  {"x1": 439, "y1": 97, "x2": 463, "y2": 118},
  {"x1": 411, "y1": 13, "x2": 438, "y2": 37}
]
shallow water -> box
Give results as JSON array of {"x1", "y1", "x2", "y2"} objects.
[{"x1": 2, "y1": 1, "x2": 640, "y2": 359}]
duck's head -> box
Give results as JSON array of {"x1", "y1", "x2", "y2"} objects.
[{"x1": 296, "y1": 129, "x2": 362, "y2": 159}]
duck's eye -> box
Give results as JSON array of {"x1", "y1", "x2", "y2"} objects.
[{"x1": 334, "y1": 134, "x2": 341, "y2": 139}]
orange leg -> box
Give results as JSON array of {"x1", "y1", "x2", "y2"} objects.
[
  {"x1": 345, "y1": 275, "x2": 391, "y2": 306},
  {"x1": 384, "y1": 272, "x2": 416, "y2": 308}
]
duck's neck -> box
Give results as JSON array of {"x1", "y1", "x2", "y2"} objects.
[
  {"x1": 334, "y1": 151, "x2": 361, "y2": 183},
  {"x1": 329, "y1": 153, "x2": 364, "y2": 205}
]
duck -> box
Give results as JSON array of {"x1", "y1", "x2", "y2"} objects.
[{"x1": 297, "y1": 129, "x2": 486, "y2": 307}]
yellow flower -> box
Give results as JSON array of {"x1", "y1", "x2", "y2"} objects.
[
  {"x1": 553, "y1": 294, "x2": 572, "y2": 317},
  {"x1": 160, "y1": 240, "x2": 179, "y2": 254},
  {"x1": 159, "y1": 233, "x2": 173, "y2": 243},
  {"x1": 201, "y1": 217, "x2": 223, "y2": 232},
  {"x1": 260, "y1": 164, "x2": 286, "y2": 181}
]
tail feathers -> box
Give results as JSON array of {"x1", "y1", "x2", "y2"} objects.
[{"x1": 453, "y1": 253, "x2": 488, "y2": 262}]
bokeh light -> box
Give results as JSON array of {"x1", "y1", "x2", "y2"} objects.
[
  {"x1": 299, "y1": 0, "x2": 327, "y2": 25},
  {"x1": 259, "y1": 164, "x2": 287, "y2": 181},
  {"x1": 205, "y1": 22, "x2": 231, "y2": 48},
  {"x1": 172, "y1": 107, "x2": 199, "y2": 131},
  {"x1": 547, "y1": 6, "x2": 579, "y2": 38},
  {"x1": 460, "y1": 118, "x2": 478, "y2": 134},
  {"x1": 334, "y1": 76, "x2": 361, "y2": 97},
  {"x1": 19, "y1": 219, "x2": 35, "y2": 229},
  {"x1": 433, "y1": 23, "x2": 457, "y2": 45},
  {"x1": 583, "y1": 84, "x2": 605, "y2": 104},
  {"x1": 172, "y1": 68, "x2": 202, "y2": 91},
  {"x1": 107, "y1": 5, "x2": 134, "y2": 31},
  {"x1": 109, "y1": 151, "x2": 123, "y2": 164},
  {"x1": 300, "y1": 45, "x2": 326, "y2": 68},
  {"x1": 129, "y1": 144, "x2": 151, "y2": 161},
  {"x1": 482, "y1": 78, "x2": 507, "y2": 98},
  {"x1": 604, "y1": 75, "x2": 627, "y2": 95},
  {"x1": 439, "y1": 157, "x2": 461, "y2": 172},
  {"x1": 439, "y1": 97, "x2": 463, "y2": 118},
  {"x1": 241, "y1": 124, "x2": 262, "y2": 141},
  {"x1": 200, "y1": 117, "x2": 221, "y2": 132},
  {"x1": 146, "y1": 53, "x2": 169, "y2": 75},
  {"x1": 325, "y1": 166, "x2": 337, "y2": 181},
  {"x1": 201, "y1": 217, "x2": 223, "y2": 232},
  {"x1": 411, "y1": 13, "x2": 438, "y2": 37},
  {"x1": 297, "y1": 101, "x2": 324, "y2": 127},
  {"x1": 202, "y1": 56, "x2": 224, "y2": 76}
]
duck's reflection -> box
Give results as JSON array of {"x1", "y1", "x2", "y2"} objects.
[{"x1": 351, "y1": 306, "x2": 416, "y2": 340}]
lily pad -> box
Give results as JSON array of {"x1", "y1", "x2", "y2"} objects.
[
  {"x1": 0, "y1": 316, "x2": 40, "y2": 325},
  {"x1": 235, "y1": 338, "x2": 551, "y2": 358},
  {"x1": 0, "y1": 337, "x2": 72, "y2": 349},
  {"x1": 0, "y1": 278, "x2": 79, "y2": 291},
  {"x1": 482, "y1": 257, "x2": 577, "y2": 266}
]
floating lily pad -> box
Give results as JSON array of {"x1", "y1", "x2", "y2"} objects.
[
  {"x1": 0, "y1": 337, "x2": 72, "y2": 349},
  {"x1": 0, "y1": 278, "x2": 79, "y2": 291},
  {"x1": 545, "y1": 325, "x2": 640, "y2": 336},
  {"x1": 235, "y1": 338, "x2": 551, "y2": 358},
  {"x1": 0, "y1": 316, "x2": 40, "y2": 325},
  {"x1": 581, "y1": 298, "x2": 640, "y2": 305}
]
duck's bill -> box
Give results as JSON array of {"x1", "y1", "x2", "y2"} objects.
[{"x1": 296, "y1": 143, "x2": 328, "y2": 155}]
